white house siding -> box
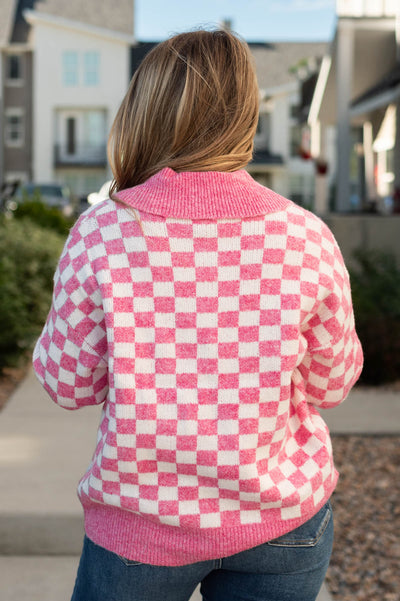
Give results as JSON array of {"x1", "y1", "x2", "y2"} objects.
[
  {"x1": 337, "y1": 0, "x2": 398, "y2": 17},
  {"x1": 31, "y1": 19, "x2": 130, "y2": 187},
  {"x1": 259, "y1": 87, "x2": 314, "y2": 206}
]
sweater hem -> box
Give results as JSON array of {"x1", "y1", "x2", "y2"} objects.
[{"x1": 82, "y1": 476, "x2": 338, "y2": 566}]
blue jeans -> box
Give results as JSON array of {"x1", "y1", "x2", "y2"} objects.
[{"x1": 71, "y1": 501, "x2": 333, "y2": 601}]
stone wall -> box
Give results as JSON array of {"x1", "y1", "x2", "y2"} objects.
[{"x1": 324, "y1": 215, "x2": 400, "y2": 268}]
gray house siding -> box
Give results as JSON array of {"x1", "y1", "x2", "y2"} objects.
[{"x1": 2, "y1": 50, "x2": 33, "y2": 181}]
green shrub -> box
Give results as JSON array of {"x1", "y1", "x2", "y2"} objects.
[
  {"x1": 0, "y1": 217, "x2": 65, "y2": 371},
  {"x1": 13, "y1": 199, "x2": 75, "y2": 236},
  {"x1": 349, "y1": 248, "x2": 400, "y2": 385}
]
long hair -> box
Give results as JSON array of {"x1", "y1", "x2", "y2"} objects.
[{"x1": 108, "y1": 29, "x2": 259, "y2": 193}]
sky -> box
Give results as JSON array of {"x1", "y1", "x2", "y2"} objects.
[{"x1": 135, "y1": 0, "x2": 337, "y2": 42}]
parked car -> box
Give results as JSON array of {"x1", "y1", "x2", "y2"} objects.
[{"x1": 9, "y1": 183, "x2": 75, "y2": 216}]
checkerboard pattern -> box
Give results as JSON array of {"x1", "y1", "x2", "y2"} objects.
[{"x1": 33, "y1": 169, "x2": 363, "y2": 564}]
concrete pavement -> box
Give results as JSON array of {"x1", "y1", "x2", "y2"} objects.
[
  {"x1": 1, "y1": 370, "x2": 399, "y2": 600},
  {"x1": 0, "y1": 556, "x2": 330, "y2": 601}
]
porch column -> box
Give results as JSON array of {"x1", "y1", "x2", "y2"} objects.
[
  {"x1": 0, "y1": 54, "x2": 3, "y2": 187},
  {"x1": 394, "y1": 102, "x2": 400, "y2": 190},
  {"x1": 363, "y1": 121, "x2": 376, "y2": 208},
  {"x1": 336, "y1": 20, "x2": 355, "y2": 212},
  {"x1": 312, "y1": 121, "x2": 330, "y2": 215}
]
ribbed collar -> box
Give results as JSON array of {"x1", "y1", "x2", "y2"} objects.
[{"x1": 114, "y1": 168, "x2": 290, "y2": 220}]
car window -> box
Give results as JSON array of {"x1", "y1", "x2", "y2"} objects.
[
  {"x1": 36, "y1": 186, "x2": 57, "y2": 197},
  {"x1": 16, "y1": 184, "x2": 69, "y2": 200}
]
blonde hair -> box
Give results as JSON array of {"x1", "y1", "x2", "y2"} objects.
[{"x1": 108, "y1": 29, "x2": 259, "y2": 193}]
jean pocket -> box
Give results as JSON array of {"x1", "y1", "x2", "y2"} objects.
[
  {"x1": 266, "y1": 501, "x2": 332, "y2": 548},
  {"x1": 116, "y1": 554, "x2": 143, "y2": 566}
]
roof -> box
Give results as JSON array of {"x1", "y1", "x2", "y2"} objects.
[
  {"x1": 0, "y1": 0, "x2": 17, "y2": 46},
  {"x1": 310, "y1": 26, "x2": 398, "y2": 125},
  {"x1": 299, "y1": 72, "x2": 319, "y2": 123},
  {"x1": 2, "y1": 0, "x2": 135, "y2": 46},
  {"x1": 130, "y1": 41, "x2": 328, "y2": 91},
  {"x1": 249, "y1": 41, "x2": 327, "y2": 92},
  {"x1": 10, "y1": 0, "x2": 35, "y2": 44},
  {"x1": 131, "y1": 42, "x2": 158, "y2": 75},
  {"x1": 33, "y1": 0, "x2": 133, "y2": 36},
  {"x1": 352, "y1": 62, "x2": 400, "y2": 107}
]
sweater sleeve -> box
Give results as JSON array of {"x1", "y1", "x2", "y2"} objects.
[
  {"x1": 33, "y1": 217, "x2": 109, "y2": 410},
  {"x1": 298, "y1": 227, "x2": 363, "y2": 410}
]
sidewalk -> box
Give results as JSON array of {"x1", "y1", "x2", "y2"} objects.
[{"x1": 1, "y1": 371, "x2": 399, "y2": 600}]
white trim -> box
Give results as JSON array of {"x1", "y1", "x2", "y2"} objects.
[
  {"x1": 308, "y1": 55, "x2": 332, "y2": 125},
  {"x1": 4, "y1": 107, "x2": 25, "y2": 147},
  {"x1": 350, "y1": 83, "x2": 400, "y2": 116},
  {"x1": 1, "y1": 44, "x2": 32, "y2": 52},
  {"x1": 4, "y1": 47, "x2": 27, "y2": 55},
  {"x1": 259, "y1": 81, "x2": 298, "y2": 100},
  {"x1": 337, "y1": 0, "x2": 399, "y2": 18},
  {"x1": 4, "y1": 171, "x2": 29, "y2": 184},
  {"x1": 5, "y1": 80, "x2": 24, "y2": 88},
  {"x1": 24, "y1": 9, "x2": 135, "y2": 45},
  {"x1": 337, "y1": 16, "x2": 397, "y2": 30},
  {"x1": 372, "y1": 103, "x2": 396, "y2": 152},
  {"x1": 310, "y1": 120, "x2": 321, "y2": 157}
]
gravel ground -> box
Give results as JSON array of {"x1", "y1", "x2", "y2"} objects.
[{"x1": 327, "y1": 435, "x2": 400, "y2": 601}]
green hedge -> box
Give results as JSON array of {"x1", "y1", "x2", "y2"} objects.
[
  {"x1": 349, "y1": 248, "x2": 400, "y2": 385},
  {"x1": 12, "y1": 199, "x2": 75, "y2": 236},
  {"x1": 1, "y1": 211, "x2": 399, "y2": 386},
  {"x1": 0, "y1": 216, "x2": 65, "y2": 371}
]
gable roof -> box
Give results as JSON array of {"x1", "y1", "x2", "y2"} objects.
[
  {"x1": 34, "y1": 0, "x2": 133, "y2": 36},
  {"x1": 130, "y1": 41, "x2": 328, "y2": 91},
  {"x1": 1, "y1": 0, "x2": 135, "y2": 46},
  {"x1": 0, "y1": 0, "x2": 17, "y2": 46},
  {"x1": 131, "y1": 42, "x2": 157, "y2": 74},
  {"x1": 249, "y1": 41, "x2": 327, "y2": 93},
  {"x1": 9, "y1": 0, "x2": 35, "y2": 43}
]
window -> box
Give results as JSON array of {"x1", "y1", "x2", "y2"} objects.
[
  {"x1": 63, "y1": 51, "x2": 78, "y2": 86},
  {"x1": 5, "y1": 109, "x2": 24, "y2": 146},
  {"x1": 56, "y1": 110, "x2": 107, "y2": 164},
  {"x1": 254, "y1": 112, "x2": 271, "y2": 152},
  {"x1": 289, "y1": 173, "x2": 314, "y2": 208},
  {"x1": 84, "y1": 52, "x2": 100, "y2": 86},
  {"x1": 66, "y1": 118, "x2": 76, "y2": 155},
  {"x1": 83, "y1": 111, "x2": 105, "y2": 147},
  {"x1": 290, "y1": 124, "x2": 302, "y2": 157},
  {"x1": 290, "y1": 104, "x2": 299, "y2": 119},
  {"x1": 62, "y1": 51, "x2": 100, "y2": 86},
  {"x1": 6, "y1": 54, "x2": 23, "y2": 83}
]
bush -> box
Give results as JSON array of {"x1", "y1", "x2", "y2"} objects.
[
  {"x1": 0, "y1": 216, "x2": 65, "y2": 371},
  {"x1": 12, "y1": 199, "x2": 75, "y2": 236},
  {"x1": 349, "y1": 248, "x2": 400, "y2": 385}
]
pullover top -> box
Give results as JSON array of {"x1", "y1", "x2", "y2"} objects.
[{"x1": 33, "y1": 168, "x2": 363, "y2": 566}]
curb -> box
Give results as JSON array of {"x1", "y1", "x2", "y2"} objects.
[{"x1": 0, "y1": 514, "x2": 84, "y2": 556}]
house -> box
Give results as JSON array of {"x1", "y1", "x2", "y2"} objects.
[
  {"x1": 1, "y1": 0, "x2": 134, "y2": 197},
  {"x1": 1, "y1": 4, "x2": 326, "y2": 204},
  {"x1": 307, "y1": 0, "x2": 400, "y2": 213},
  {"x1": 0, "y1": 0, "x2": 34, "y2": 190},
  {"x1": 131, "y1": 41, "x2": 327, "y2": 209},
  {"x1": 248, "y1": 41, "x2": 326, "y2": 208}
]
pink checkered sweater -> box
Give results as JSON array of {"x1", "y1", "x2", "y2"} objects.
[{"x1": 33, "y1": 168, "x2": 363, "y2": 566}]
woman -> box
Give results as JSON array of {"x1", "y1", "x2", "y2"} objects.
[{"x1": 33, "y1": 29, "x2": 363, "y2": 601}]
